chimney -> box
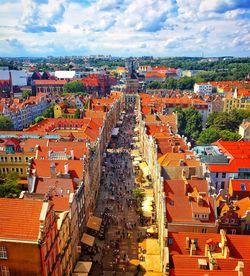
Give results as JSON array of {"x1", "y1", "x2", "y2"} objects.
[
  {"x1": 185, "y1": 237, "x2": 190, "y2": 250},
  {"x1": 64, "y1": 162, "x2": 69, "y2": 175},
  {"x1": 209, "y1": 258, "x2": 217, "y2": 271},
  {"x1": 70, "y1": 149, "x2": 74, "y2": 160},
  {"x1": 50, "y1": 162, "x2": 56, "y2": 177},
  {"x1": 48, "y1": 149, "x2": 52, "y2": 159},
  {"x1": 189, "y1": 239, "x2": 196, "y2": 256}
]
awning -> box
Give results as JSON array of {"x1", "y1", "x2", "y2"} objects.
[
  {"x1": 87, "y1": 216, "x2": 102, "y2": 231},
  {"x1": 142, "y1": 195, "x2": 154, "y2": 217},
  {"x1": 133, "y1": 160, "x2": 140, "y2": 166},
  {"x1": 147, "y1": 226, "x2": 158, "y2": 234},
  {"x1": 81, "y1": 233, "x2": 95, "y2": 247},
  {"x1": 111, "y1": 128, "x2": 119, "y2": 136},
  {"x1": 131, "y1": 149, "x2": 140, "y2": 157},
  {"x1": 139, "y1": 162, "x2": 150, "y2": 177},
  {"x1": 74, "y1": 262, "x2": 92, "y2": 273}
]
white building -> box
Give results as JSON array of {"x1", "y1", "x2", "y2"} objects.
[
  {"x1": 1, "y1": 93, "x2": 50, "y2": 130},
  {"x1": 0, "y1": 70, "x2": 28, "y2": 86},
  {"x1": 54, "y1": 71, "x2": 76, "y2": 80},
  {"x1": 194, "y1": 83, "x2": 213, "y2": 95}
]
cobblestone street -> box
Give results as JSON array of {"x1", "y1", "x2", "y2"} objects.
[{"x1": 88, "y1": 105, "x2": 161, "y2": 276}]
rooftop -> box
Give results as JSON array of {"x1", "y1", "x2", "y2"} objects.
[{"x1": 0, "y1": 198, "x2": 44, "y2": 241}]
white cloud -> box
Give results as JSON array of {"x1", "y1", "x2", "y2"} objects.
[{"x1": 0, "y1": 0, "x2": 249, "y2": 56}]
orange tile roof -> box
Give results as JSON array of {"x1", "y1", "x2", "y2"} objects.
[
  {"x1": 213, "y1": 140, "x2": 250, "y2": 159},
  {"x1": 231, "y1": 179, "x2": 250, "y2": 192},
  {"x1": 158, "y1": 152, "x2": 200, "y2": 167},
  {"x1": 144, "y1": 72, "x2": 166, "y2": 78},
  {"x1": 221, "y1": 197, "x2": 250, "y2": 218},
  {"x1": 0, "y1": 198, "x2": 43, "y2": 241},
  {"x1": 32, "y1": 159, "x2": 84, "y2": 179},
  {"x1": 164, "y1": 180, "x2": 215, "y2": 224},
  {"x1": 33, "y1": 80, "x2": 67, "y2": 85},
  {"x1": 35, "y1": 177, "x2": 76, "y2": 195},
  {"x1": 208, "y1": 158, "x2": 250, "y2": 173},
  {"x1": 169, "y1": 231, "x2": 250, "y2": 260},
  {"x1": 51, "y1": 197, "x2": 69, "y2": 212},
  {"x1": 237, "y1": 88, "x2": 250, "y2": 97}
]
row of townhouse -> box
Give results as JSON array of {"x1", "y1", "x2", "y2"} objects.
[
  {"x1": 0, "y1": 92, "x2": 123, "y2": 276},
  {"x1": 194, "y1": 81, "x2": 250, "y2": 113},
  {"x1": 136, "y1": 93, "x2": 250, "y2": 275},
  {"x1": 0, "y1": 93, "x2": 50, "y2": 130}
]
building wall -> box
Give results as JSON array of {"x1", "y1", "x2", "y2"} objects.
[
  {"x1": 0, "y1": 241, "x2": 42, "y2": 276},
  {"x1": 40, "y1": 204, "x2": 61, "y2": 276},
  {"x1": 239, "y1": 125, "x2": 250, "y2": 141},
  {"x1": 54, "y1": 105, "x2": 62, "y2": 118},
  {"x1": 58, "y1": 211, "x2": 72, "y2": 276},
  {"x1": 168, "y1": 223, "x2": 217, "y2": 233},
  {"x1": 223, "y1": 96, "x2": 250, "y2": 113},
  {"x1": 0, "y1": 151, "x2": 34, "y2": 179}
]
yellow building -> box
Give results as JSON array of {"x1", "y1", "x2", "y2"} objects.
[
  {"x1": 54, "y1": 104, "x2": 63, "y2": 118},
  {"x1": 223, "y1": 89, "x2": 250, "y2": 112},
  {"x1": 0, "y1": 138, "x2": 35, "y2": 183},
  {"x1": 54, "y1": 104, "x2": 77, "y2": 118}
]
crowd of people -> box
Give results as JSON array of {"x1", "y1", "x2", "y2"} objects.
[{"x1": 91, "y1": 104, "x2": 145, "y2": 273}]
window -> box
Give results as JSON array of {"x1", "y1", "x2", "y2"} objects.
[
  {"x1": 0, "y1": 246, "x2": 7, "y2": 259},
  {"x1": 240, "y1": 184, "x2": 246, "y2": 191},
  {"x1": 168, "y1": 238, "x2": 173, "y2": 245},
  {"x1": 231, "y1": 229, "x2": 236, "y2": 234},
  {"x1": 221, "y1": 182, "x2": 225, "y2": 189},
  {"x1": 216, "y1": 172, "x2": 219, "y2": 178},
  {"x1": 222, "y1": 173, "x2": 226, "y2": 178},
  {"x1": 202, "y1": 228, "x2": 207, "y2": 233},
  {"x1": 0, "y1": 266, "x2": 10, "y2": 276}
]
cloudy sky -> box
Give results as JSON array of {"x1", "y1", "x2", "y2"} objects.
[{"x1": 0, "y1": 0, "x2": 249, "y2": 57}]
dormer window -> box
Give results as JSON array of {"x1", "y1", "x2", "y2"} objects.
[{"x1": 240, "y1": 184, "x2": 246, "y2": 191}]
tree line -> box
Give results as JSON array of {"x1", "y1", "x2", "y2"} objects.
[{"x1": 175, "y1": 108, "x2": 250, "y2": 145}]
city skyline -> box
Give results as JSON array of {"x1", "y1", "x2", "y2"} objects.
[{"x1": 0, "y1": 0, "x2": 250, "y2": 57}]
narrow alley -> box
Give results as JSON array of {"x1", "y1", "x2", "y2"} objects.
[{"x1": 83, "y1": 103, "x2": 161, "y2": 276}]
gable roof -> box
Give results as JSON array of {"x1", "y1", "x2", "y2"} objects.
[{"x1": 0, "y1": 198, "x2": 43, "y2": 241}]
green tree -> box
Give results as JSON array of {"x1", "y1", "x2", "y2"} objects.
[
  {"x1": 162, "y1": 77, "x2": 177, "y2": 89},
  {"x1": 206, "y1": 112, "x2": 219, "y2": 128},
  {"x1": 35, "y1": 116, "x2": 45, "y2": 124},
  {"x1": 0, "y1": 116, "x2": 13, "y2": 130},
  {"x1": 147, "y1": 81, "x2": 162, "y2": 89},
  {"x1": 64, "y1": 81, "x2": 85, "y2": 93},
  {"x1": 22, "y1": 90, "x2": 31, "y2": 99},
  {"x1": 43, "y1": 107, "x2": 54, "y2": 118},
  {"x1": 177, "y1": 76, "x2": 195, "y2": 90},
  {"x1": 0, "y1": 172, "x2": 21, "y2": 198},
  {"x1": 197, "y1": 127, "x2": 220, "y2": 145},
  {"x1": 184, "y1": 107, "x2": 203, "y2": 140},
  {"x1": 174, "y1": 107, "x2": 186, "y2": 135},
  {"x1": 74, "y1": 108, "x2": 81, "y2": 119},
  {"x1": 213, "y1": 113, "x2": 232, "y2": 131},
  {"x1": 219, "y1": 130, "x2": 241, "y2": 141}
]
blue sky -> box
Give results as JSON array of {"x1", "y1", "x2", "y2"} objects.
[{"x1": 0, "y1": 0, "x2": 249, "y2": 57}]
